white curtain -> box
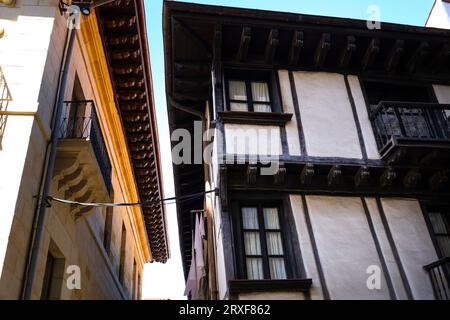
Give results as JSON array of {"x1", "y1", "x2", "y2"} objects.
[
  {"x1": 263, "y1": 208, "x2": 280, "y2": 229},
  {"x1": 269, "y1": 258, "x2": 287, "y2": 279},
  {"x1": 244, "y1": 232, "x2": 261, "y2": 255},
  {"x1": 266, "y1": 232, "x2": 284, "y2": 255},
  {"x1": 252, "y1": 82, "x2": 271, "y2": 113},
  {"x1": 246, "y1": 258, "x2": 264, "y2": 280},
  {"x1": 242, "y1": 207, "x2": 259, "y2": 229},
  {"x1": 229, "y1": 80, "x2": 248, "y2": 111}
]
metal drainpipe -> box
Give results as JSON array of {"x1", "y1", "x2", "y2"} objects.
[{"x1": 22, "y1": 26, "x2": 78, "y2": 300}]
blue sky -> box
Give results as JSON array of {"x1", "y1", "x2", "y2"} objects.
[{"x1": 142, "y1": 0, "x2": 435, "y2": 299}]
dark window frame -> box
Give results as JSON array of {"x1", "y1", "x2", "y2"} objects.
[
  {"x1": 224, "y1": 69, "x2": 282, "y2": 113},
  {"x1": 422, "y1": 203, "x2": 450, "y2": 259},
  {"x1": 233, "y1": 200, "x2": 295, "y2": 280}
]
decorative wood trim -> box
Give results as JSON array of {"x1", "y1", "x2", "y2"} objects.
[
  {"x1": 218, "y1": 111, "x2": 292, "y2": 125},
  {"x1": 288, "y1": 71, "x2": 307, "y2": 155},
  {"x1": 237, "y1": 27, "x2": 251, "y2": 62},
  {"x1": 301, "y1": 195, "x2": 330, "y2": 299},
  {"x1": 376, "y1": 197, "x2": 414, "y2": 300},
  {"x1": 289, "y1": 31, "x2": 304, "y2": 65},
  {"x1": 345, "y1": 75, "x2": 368, "y2": 160},
  {"x1": 361, "y1": 197, "x2": 397, "y2": 300},
  {"x1": 339, "y1": 35, "x2": 356, "y2": 68},
  {"x1": 229, "y1": 279, "x2": 312, "y2": 295}
]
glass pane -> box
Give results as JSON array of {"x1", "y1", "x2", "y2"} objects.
[
  {"x1": 246, "y1": 258, "x2": 264, "y2": 280},
  {"x1": 269, "y1": 258, "x2": 287, "y2": 280},
  {"x1": 251, "y1": 82, "x2": 270, "y2": 102},
  {"x1": 263, "y1": 208, "x2": 280, "y2": 229},
  {"x1": 244, "y1": 232, "x2": 261, "y2": 255},
  {"x1": 229, "y1": 81, "x2": 247, "y2": 100},
  {"x1": 242, "y1": 207, "x2": 259, "y2": 229},
  {"x1": 437, "y1": 236, "x2": 450, "y2": 257},
  {"x1": 230, "y1": 102, "x2": 248, "y2": 112},
  {"x1": 253, "y1": 104, "x2": 272, "y2": 113},
  {"x1": 429, "y1": 212, "x2": 449, "y2": 234},
  {"x1": 266, "y1": 232, "x2": 284, "y2": 255}
]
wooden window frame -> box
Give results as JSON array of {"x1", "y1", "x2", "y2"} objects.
[
  {"x1": 224, "y1": 69, "x2": 282, "y2": 113},
  {"x1": 234, "y1": 201, "x2": 295, "y2": 280},
  {"x1": 422, "y1": 203, "x2": 450, "y2": 259}
]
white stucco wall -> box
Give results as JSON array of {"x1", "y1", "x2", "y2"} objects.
[
  {"x1": 278, "y1": 70, "x2": 301, "y2": 156},
  {"x1": 380, "y1": 198, "x2": 438, "y2": 300},
  {"x1": 364, "y1": 198, "x2": 408, "y2": 299},
  {"x1": 293, "y1": 71, "x2": 362, "y2": 159},
  {"x1": 305, "y1": 196, "x2": 390, "y2": 300},
  {"x1": 426, "y1": 0, "x2": 450, "y2": 29},
  {"x1": 224, "y1": 124, "x2": 281, "y2": 157},
  {"x1": 289, "y1": 195, "x2": 323, "y2": 299},
  {"x1": 347, "y1": 76, "x2": 380, "y2": 159}
]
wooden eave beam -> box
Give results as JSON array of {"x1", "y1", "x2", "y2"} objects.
[
  {"x1": 237, "y1": 27, "x2": 251, "y2": 62},
  {"x1": 385, "y1": 39, "x2": 404, "y2": 72},
  {"x1": 338, "y1": 35, "x2": 356, "y2": 68},
  {"x1": 289, "y1": 30, "x2": 304, "y2": 65},
  {"x1": 314, "y1": 33, "x2": 331, "y2": 67},
  {"x1": 362, "y1": 38, "x2": 380, "y2": 71},
  {"x1": 265, "y1": 29, "x2": 279, "y2": 63}
]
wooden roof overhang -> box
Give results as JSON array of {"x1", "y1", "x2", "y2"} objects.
[
  {"x1": 163, "y1": 1, "x2": 450, "y2": 275},
  {"x1": 96, "y1": 0, "x2": 168, "y2": 263}
]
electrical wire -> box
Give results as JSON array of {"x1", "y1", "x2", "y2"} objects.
[{"x1": 46, "y1": 188, "x2": 218, "y2": 208}]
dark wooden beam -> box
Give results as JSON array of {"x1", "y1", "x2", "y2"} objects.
[
  {"x1": 173, "y1": 18, "x2": 212, "y2": 58},
  {"x1": 355, "y1": 166, "x2": 370, "y2": 188},
  {"x1": 314, "y1": 33, "x2": 331, "y2": 67},
  {"x1": 429, "y1": 170, "x2": 449, "y2": 191},
  {"x1": 247, "y1": 163, "x2": 257, "y2": 185},
  {"x1": 301, "y1": 164, "x2": 314, "y2": 185},
  {"x1": 430, "y1": 43, "x2": 450, "y2": 73},
  {"x1": 328, "y1": 165, "x2": 342, "y2": 186},
  {"x1": 408, "y1": 41, "x2": 429, "y2": 74},
  {"x1": 265, "y1": 29, "x2": 279, "y2": 63},
  {"x1": 387, "y1": 148, "x2": 406, "y2": 165},
  {"x1": 237, "y1": 27, "x2": 251, "y2": 62},
  {"x1": 289, "y1": 30, "x2": 304, "y2": 65},
  {"x1": 220, "y1": 165, "x2": 228, "y2": 211},
  {"x1": 338, "y1": 35, "x2": 356, "y2": 68},
  {"x1": 403, "y1": 169, "x2": 421, "y2": 189},
  {"x1": 380, "y1": 167, "x2": 396, "y2": 188},
  {"x1": 385, "y1": 40, "x2": 404, "y2": 72},
  {"x1": 274, "y1": 163, "x2": 286, "y2": 185},
  {"x1": 213, "y1": 24, "x2": 223, "y2": 87},
  {"x1": 362, "y1": 38, "x2": 380, "y2": 71},
  {"x1": 174, "y1": 61, "x2": 211, "y2": 74},
  {"x1": 174, "y1": 78, "x2": 210, "y2": 91}
]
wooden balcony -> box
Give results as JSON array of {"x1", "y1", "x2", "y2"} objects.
[
  {"x1": 53, "y1": 100, "x2": 112, "y2": 219},
  {"x1": 370, "y1": 101, "x2": 450, "y2": 166}
]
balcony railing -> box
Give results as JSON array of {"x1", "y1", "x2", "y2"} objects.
[
  {"x1": 60, "y1": 100, "x2": 112, "y2": 194},
  {"x1": 0, "y1": 65, "x2": 12, "y2": 145},
  {"x1": 370, "y1": 101, "x2": 450, "y2": 157},
  {"x1": 424, "y1": 257, "x2": 450, "y2": 300}
]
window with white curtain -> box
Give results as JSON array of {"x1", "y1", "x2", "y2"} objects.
[
  {"x1": 428, "y1": 209, "x2": 450, "y2": 258},
  {"x1": 227, "y1": 79, "x2": 272, "y2": 113},
  {"x1": 240, "y1": 205, "x2": 287, "y2": 280}
]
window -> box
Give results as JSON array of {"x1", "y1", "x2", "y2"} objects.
[
  {"x1": 41, "y1": 241, "x2": 65, "y2": 300},
  {"x1": 428, "y1": 208, "x2": 450, "y2": 258},
  {"x1": 228, "y1": 80, "x2": 272, "y2": 113},
  {"x1": 239, "y1": 205, "x2": 288, "y2": 280},
  {"x1": 103, "y1": 190, "x2": 114, "y2": 256},
  {"x1": 119, "y1": 224, "x2": 127, "y2": 285}
]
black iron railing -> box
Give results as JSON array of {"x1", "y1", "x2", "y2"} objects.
[
  {"x1": 0, "y1": 66, "x2": 12, "y2": 145},
  {"x1": 370, "y1": 101, "x2": 450, "y2": 154},
  {"x1": 60, "y1": 100, "x2": 112, "y2": 194},
  {"x1": 424, "y1": 257, "x2": 450, "y2": 300}
]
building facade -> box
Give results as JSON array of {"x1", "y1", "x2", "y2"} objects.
[
  {"x1": 0, "y1": 0, "x2": 167, "y2": 299},
  {"x1": 163, "y1": 2, "x2": 450, "y2": 300}
]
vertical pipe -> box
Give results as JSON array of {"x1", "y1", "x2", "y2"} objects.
[{"x1": 22, "y1": 27, "x2": 78, "y2": 300}]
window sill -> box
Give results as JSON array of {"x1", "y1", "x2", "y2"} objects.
[
  {"x1": 229, "y1": 279, "x2": 312, "y2": 295},
  {"x1": 218, "y1": 111, "x2": 293, "y2": 126}
]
